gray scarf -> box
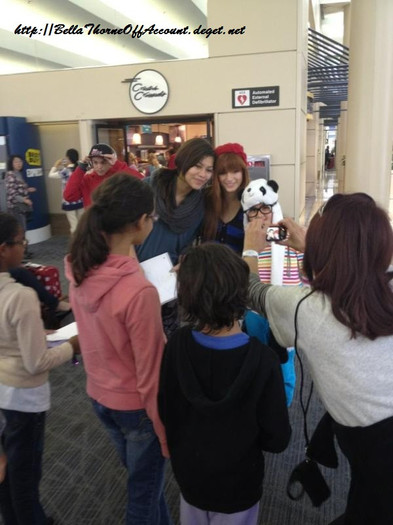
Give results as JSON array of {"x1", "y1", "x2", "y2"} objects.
[{"x1": 153, "y1": 169, "x2": 204, "y2": 234}]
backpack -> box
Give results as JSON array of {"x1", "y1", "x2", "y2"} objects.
[{"x1": 243, "y1": 309, "x2": 296, "y2": 406}]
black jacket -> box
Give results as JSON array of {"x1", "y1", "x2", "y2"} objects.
[{"x1": 158, "y1": 326, "x2": 291, "y2": 513}]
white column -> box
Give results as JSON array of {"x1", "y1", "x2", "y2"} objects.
[
  {"x1": 336, "y1": 101, "x2": 348, "y2": 193},
  {"x1": 343, "y1": 3, "x2": 351, "y2": 49},
  {"x1": 344, "y1": 0, "x2": 393, "y2": 207},
  {"x1": 78, "y1": 120, "x2": 95, "y2": 157},
  {"x1": 306, "y1": 102, "x2": 324, "y2": 199},
  {"x1": 318, "y1": 117, "x2": 325, "y2": 179},
  {"x1": 306, "y1": 115, "x2": 317, "y2": 198}
]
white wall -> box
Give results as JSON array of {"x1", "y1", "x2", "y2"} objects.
[
  {"x1": 37, "y1": 122, "x2": 79, "y2": 213},
  {"x1": 0, "y1": 0, "x2": 308, "y2": 219},
  {"x1": 208, "y1": 0, "x2": 298, "y2": 56}
]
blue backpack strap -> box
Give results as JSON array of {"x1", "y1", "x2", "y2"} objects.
[
  {"x1": 243, "y1": 309, "x2": 296, "y2": 407},
  {"x1": 281, "y1": 348, "x2": 296, "y2": 406},
  {"x1": 243, "y1": 309, "x2": 270, "y2": 344}
]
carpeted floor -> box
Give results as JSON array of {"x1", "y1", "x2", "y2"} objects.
[{"x1": 0, "y1": 234, "x2": 350, "y2": 525}]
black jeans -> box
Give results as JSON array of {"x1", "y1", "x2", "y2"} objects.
[
  {"x1": 0, "y1": 410, "x2": 48, "y2": 525},
  {"x1": 334, "y1": 415, "x2": 393, "y2": 525}
]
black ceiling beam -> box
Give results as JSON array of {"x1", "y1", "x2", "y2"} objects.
[{"x1": 307, "y1": 27, "x2": 349, "y2": 125}]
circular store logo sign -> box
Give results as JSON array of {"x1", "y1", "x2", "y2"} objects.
[{"x1": 129, "y1": 70, "x2": 169, "y2": 114}]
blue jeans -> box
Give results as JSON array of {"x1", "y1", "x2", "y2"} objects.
[
  {"x1": 92, "y1": 401, "x2": 172, "y2": 525},
  {"x1": 0, "y1": 410, "x2": 48, "y2": 525}
]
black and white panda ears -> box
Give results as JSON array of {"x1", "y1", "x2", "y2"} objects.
[
  {"x1": 267, "y1": 180, "x2": 279, "y2": 193},
  {"x1": 244, "y1": 179, "x2": 279, "y2": 193}
]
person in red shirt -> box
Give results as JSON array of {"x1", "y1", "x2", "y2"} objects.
[{"x1": 63, "y1": 143, "x2": 143, "y2": 208}]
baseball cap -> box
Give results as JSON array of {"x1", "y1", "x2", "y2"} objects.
[{"x1": 88, "y1": 144, "x2": 117, "y2": 165}]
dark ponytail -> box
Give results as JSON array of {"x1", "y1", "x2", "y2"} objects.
[
  {"x1": 66, "y1": 148, "x2": 79, "y2": 170},
  {"x1": 69, "y1": 173, "x2": 154, "y2": 285}
]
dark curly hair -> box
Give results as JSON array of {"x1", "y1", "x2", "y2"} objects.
[{"x1": 177, "y1": 242, "x2": 249, "y2": 332}]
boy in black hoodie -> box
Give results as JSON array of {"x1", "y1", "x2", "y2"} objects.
[{"x1": 158, "y1": 243, "x2": 291, "y2": 524}]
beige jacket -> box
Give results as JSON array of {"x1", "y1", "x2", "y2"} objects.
[{"x1": 0, "y1": 272, "x2": 73, "y2": 388}]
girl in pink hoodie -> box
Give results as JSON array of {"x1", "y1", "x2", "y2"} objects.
[{"x1": 66, "y1": 173, "x2": 172, "y2": 525}]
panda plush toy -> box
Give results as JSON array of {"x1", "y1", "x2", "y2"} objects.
[{"x1": 241, "y1": 178, "x2": 286, "y2": 285}]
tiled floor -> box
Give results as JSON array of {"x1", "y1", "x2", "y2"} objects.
[{"x1": 301, "y1": 169, "x2": 337, "y2": 227}]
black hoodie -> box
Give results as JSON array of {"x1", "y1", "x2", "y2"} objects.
[{"x1": 158, "y1": 326, "x2": 291, "y2": 513}]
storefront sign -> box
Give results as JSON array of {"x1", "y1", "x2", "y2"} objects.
[
  {"x1": 125, "y1": 70, "x2": 169, "y2": 114},
  {"x1": 232, "y1": 86, "x2": 279, "y2": 108}
]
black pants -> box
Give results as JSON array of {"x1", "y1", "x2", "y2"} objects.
[
  {"x1": 333, "y1": 415, "x2": 393, "y2": 525},
  {"x1": 0, "y1": 410, "x2": 48, "y2": 525},
  {"x1": 161, "y1": 300, "x2": 179, "y2": 339}
]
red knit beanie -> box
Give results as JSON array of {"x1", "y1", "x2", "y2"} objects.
[{"x1": 214, "y1": 143, "x2": 247, "y2": 164}]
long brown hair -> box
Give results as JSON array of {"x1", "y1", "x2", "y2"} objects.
[
  {"x1": 154, "y1": 138, "x2": 215, "y2": 211},
  {"x1": 303, "y1": 193, "x2": 393, "y2": 339},
  {"x1": 203, "y1": 153, "x2": 249, "y2": 240}
]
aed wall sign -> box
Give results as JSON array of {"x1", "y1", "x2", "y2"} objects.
[
  {"x1": 123, "y1": 70, "x2": 169, "y2": 114},
  {"x1": 232, "y1": 86, "x2": 279, "y2": 109}
]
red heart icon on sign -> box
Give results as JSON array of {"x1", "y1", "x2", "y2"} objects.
[{"x1": 237, "y1": 94, "x2": 247, "y2": 105}]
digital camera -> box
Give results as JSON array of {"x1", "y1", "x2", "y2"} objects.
[{"x1": 266, "y1": 226, "x2": 287, "y2": 242}]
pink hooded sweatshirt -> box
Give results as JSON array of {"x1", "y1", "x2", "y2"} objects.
[{"x1": 65, "y1": 254, "x2": 168, "y2": 456}]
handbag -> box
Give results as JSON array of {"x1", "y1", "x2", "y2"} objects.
[
  {"x1": 286, "y1": 291, "x2": 335, "y2": 507},
  {"x1": 287, "y1": 456, "x2": 331, "y2": 507}
]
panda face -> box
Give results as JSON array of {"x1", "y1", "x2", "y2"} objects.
[
  {"x1": 241, "y1": 179, "x2": 279, "y2": 211},
  {"x1": 243, "y1": 183, "x2": 266, "y2": 201}
]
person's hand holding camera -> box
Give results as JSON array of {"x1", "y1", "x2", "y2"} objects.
[
  {"x1": 277, "y1": 217, "x2": 306, "y2": 253},
  {"x1": 244, "y1": 216, "x2": 268, "y2": 253},
  {"x1": 243, "y1": 217, "x2": 267, "y2": 273}
]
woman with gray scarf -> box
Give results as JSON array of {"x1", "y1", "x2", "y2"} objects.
[{"x1": 136, "y1": 138, "x2": 215, "y2": 336}]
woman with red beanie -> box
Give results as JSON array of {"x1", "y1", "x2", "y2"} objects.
[{"x1": 202, "y1": 143, "x2": 249, "y2": 254}]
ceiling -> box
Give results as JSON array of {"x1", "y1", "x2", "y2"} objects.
[
  {"x1": 2, "y1": 0, "x2": 349, "y2": 127},
  {"x1": 0, "y1": 0, "x2": 208, "y2": 75},
  {"x1": 307, "y1": 27, "x2": 349, "y2": 126}
]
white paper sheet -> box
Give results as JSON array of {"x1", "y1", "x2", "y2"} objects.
[
  {"x1": 140, "y1": 253, "x2": 177, "y2": 305},
  {"x1": 46, "y1": 322, "x2": 78, "y2": 342}
]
